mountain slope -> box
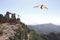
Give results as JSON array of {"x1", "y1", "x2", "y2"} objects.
[
  {"x1": 28, "y1": 23, "x2": 60, "y2": 34},
  {"x1": 0, "y1": 23, "x2": 43, "y2": 40},
  {"x1": 28, "y1": 23, "x2": 60, "y2": 40},
  {"x1": 0, "y1": 12, "x2": 43, "y2": 40}
]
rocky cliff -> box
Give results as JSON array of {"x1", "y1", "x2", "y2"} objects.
[
  {"x1": 0, "y1": 12, "x2": 43, "y2": 40},
  {"x1": 0, "y1": 22, "x2": 43, "y2": 40}
]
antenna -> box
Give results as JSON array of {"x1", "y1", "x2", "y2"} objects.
[{"x1": 18, "y1": 15, "x2": 20, "y2": 18}]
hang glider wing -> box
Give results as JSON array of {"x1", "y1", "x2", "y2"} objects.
[
  {"x1": 42, "y1": 5, "x2": 48, "y2": 9},
  {"x1": 33, "y1": 5, "x2": 48, "y2": 9},
  {"x1": 33, "y1": 5, "x2": 41, "y2": 8}
]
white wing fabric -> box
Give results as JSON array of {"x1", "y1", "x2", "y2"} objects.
[
  {"x1": 42, "y1": 5, "x2": 48, "y2": 9},
  {"x1": 33, "y1": 5, "x2": 41, "y2": 8}
]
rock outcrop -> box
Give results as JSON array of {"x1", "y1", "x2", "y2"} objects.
[
  {"x1": 0, "y1": 12, "x2": 20, "y2": 24},
  {"x1": 0, "y1": 23, "x2": 28, "y2": 40},
  {"x1": 0, "y1": 22, "x2": 43, "y2": 40},
  {"x1": 0, "y1": 12, "x2": 42, "y2": 40}
]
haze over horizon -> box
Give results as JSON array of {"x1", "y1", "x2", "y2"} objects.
[{"x1": 0, "y1": 0, "x2": 60, "y2": 25}]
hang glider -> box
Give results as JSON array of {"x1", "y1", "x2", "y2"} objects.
[{"x1": 33, "y1": 4, "x2": 48, "y2": 9}]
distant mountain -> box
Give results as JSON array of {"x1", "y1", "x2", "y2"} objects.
[{"x1": 28, "y1": 23, "x2": 60, "y2": 34}]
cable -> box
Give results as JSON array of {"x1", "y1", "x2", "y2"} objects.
[{"x1": 19, "y1": 15, "x2": 37, "y2": 24}]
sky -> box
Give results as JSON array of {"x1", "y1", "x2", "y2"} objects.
[{"x1": 0, "y1": 0, "x2": 60, "y2": 25}]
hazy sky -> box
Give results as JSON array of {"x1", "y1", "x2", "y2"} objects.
[{"x1": 0, "y1": 0, "x2": 60, "y2": 25}]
